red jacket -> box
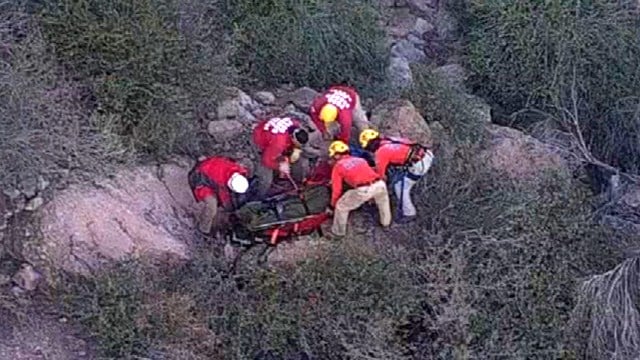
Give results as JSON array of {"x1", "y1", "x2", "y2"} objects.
[
  {"x1": 310, "y1": 85, "x2": 358, "y2": 143},
  {"x1": 374, "y1": 138, "x2": 412, "y2": 177},
  {"x1": 330, "y1": 155, "x2": 381, "y2": 207},
  {"x1": 191, "y1": 156, "x2": 248, "y2": 207},
  {"x1": 253, "y1": 116, "x2": 302, "y2": 170}
]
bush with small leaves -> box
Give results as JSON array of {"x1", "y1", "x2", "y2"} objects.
[
  {"x1": 465, "y1": 0, "x2": 640, "y2": 173},
  {"x1": 38, "y1": 0, "x2": 236, "y2": 158},
  {"x1": 0, "y1": 4, "x2": 131, "y2": 188},
  {"x1": 226, "y1": 0, "x2": 391, "y2": 100}
]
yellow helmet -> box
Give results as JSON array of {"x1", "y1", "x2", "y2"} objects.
[
  {"x1": 359, "y1": 128, "x2": 380, "y2": 149},
  {"x1": 319, "y1": 104, "x2": 338, "y2": 123},
  {"x1": 328, "y1": 140, "x2": 350, "y2": 158}
]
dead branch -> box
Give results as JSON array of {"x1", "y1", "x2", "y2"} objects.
[{"x1": 570, "y1": 257, "x2": 640, "y2": 359}]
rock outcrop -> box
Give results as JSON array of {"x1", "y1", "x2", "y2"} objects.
[
  {"x1": 215, "y1": 87, "x2": 263, "y2": 124},
  {"x1": 289, "y1": 86, "x2": 320, "y2": 111},
  {"x1": 482, "y1": 125, "x2": 567, "y2": 180},
  {"x1": 370, "y1": 99, "x2": 433, "y2": 146},
  {"x1": 36, "y1": 159, "x2": 198, "y2": 275}
]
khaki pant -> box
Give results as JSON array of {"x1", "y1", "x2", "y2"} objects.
[
  {"x1": 332, "y1": 180, "x2": 391, "y2": 236},
  {"x1": 198, "y1": 196, "x2": 219, "y2": 234},
  {"x1": 255, "y1": 156, "x2": 310, "y2": 198},
  {"x1": 393, "y1": 151, "x2": 434, "y2": 217}
]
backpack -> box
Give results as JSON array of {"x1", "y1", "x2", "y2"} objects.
[
  {"x1": 383, "y1": 137, "x2": 430, "y2": 168},
  {"x1": 188, "y1": 161, "x2": 219, "y2": 200},
  {"x1": 188, "y1": 160, "x2": 237, "y2": 208}
]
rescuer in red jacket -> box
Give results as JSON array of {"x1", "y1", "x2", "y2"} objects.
[
  {"x1": 252, "y1": 115, "x2": 320, "y2": 198},
  {"x1": 359, "y1": 129, "x2": 434, "y2": 223},
  {"x1": 309, "y1": 85, "x2": 370, "y2": 145},
  {"x1": 188, "y1": 156, "x2": 250, "y2": 235},
  {"x1": 326, "y1": 140, "x2": 391, "y2": 239}
]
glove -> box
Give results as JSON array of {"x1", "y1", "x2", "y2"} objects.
[
  {"x1": 290, "y1": 148, "x2": 302, "y2": 163},
  {"x1": 278, "y1": 161, "x2": 290, "y2": 176}
]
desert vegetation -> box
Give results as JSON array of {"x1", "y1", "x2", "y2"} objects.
[
  {"x1": 464, "y1": 0, "x2": 640, "y2": 174},
  {"x1": 1, "y1": 0, "x2": 639, "y2": 359}
]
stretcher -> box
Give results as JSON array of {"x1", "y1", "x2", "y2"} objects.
[{"x1": 226, "y1": 160, "x2": 332, "y2": 247}]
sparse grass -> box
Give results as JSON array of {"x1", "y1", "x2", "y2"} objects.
[{"x1": 57, "y1": 261, "x2": 149, "y2": 359}]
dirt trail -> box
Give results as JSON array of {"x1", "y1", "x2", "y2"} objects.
[{"x1": 0, "y1": 293, "x2": 96, "y2": 360}]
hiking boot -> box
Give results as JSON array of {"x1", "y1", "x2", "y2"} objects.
[
  {"x1": 395, "y1": 215, "x2": 416, "y2": 224},
  {"x1": 323, "y1": 231, "x2": 344, "y2": 241}
]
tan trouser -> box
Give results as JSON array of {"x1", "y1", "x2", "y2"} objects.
[
  {"x1": 332, "y1": 180, "x2": 391, "y2": 236},
  {"x1": 198, "y1": 196, "x2": 233, "y2": 235},
  {"x1": 198, "y1": 196, "x2": 218, "y2": 234}
]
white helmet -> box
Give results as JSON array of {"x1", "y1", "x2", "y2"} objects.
[{"x1": 227, "y1": 172, "x2": 249, "y2": 194}]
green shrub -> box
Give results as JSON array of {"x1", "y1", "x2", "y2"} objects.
[
  {"x1": 400, "y1": 140, "x2": 626, "y2": 358},
  {"x1": 57, "y1": 262, "x2": 149, "y2": 359},
  {"x1": 465, "y1": 0, "x2": 640, "y2": 172},
  {"x1": 57, "y1": 246, "x2": 421, "y2": 359},
  {"x1": 38, "y1": 0, "x2": 236, "y2": 158},
  {"x1": 171, "y1": 248, "x2": 419, "y2": 359},
  {"x1": 0, "y1": 4, "x2": 130, "y2": 188},
  {"x1": 403, "y1": 64, "x2": 485, "y2": 144},
  {"x1": 226, "y1": 0, "x2": 391, "y2": 99},
  {"x1": 458, "y1": 179, "x2": 622, "y2": 358}
]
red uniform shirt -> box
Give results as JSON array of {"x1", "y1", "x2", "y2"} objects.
[
  {"x1": 309, "y1": 85, "x2": 358, "y2": 143},
  {"x1": 252, "y1": 116, "x2": 301, "y2": 170},
  {"x1": 374, "y1": 139, "x2": 412, "y2": 177},
  {"x1": 330, "y1": 155, "x2": 381, "y2": 207},
  {"x1": 192, "y1": 156, "x2": 249, "y2": 207}
]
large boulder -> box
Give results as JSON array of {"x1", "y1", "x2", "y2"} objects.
[
  {"x1": 388, "y1": 56, "x2": 413, "y2": 90},
  {"x1": 253, "y1": 91, "x2": 276, "y2": 106},
  {"x1": 412, "y1": 17, "x2": 435, "y2": 38},
  {"x1": 391, "y1": 39, "x2": 426, "y2": 63},
  {"x1": 432, "y1": 64, "x2": 467, "y2": 89},
  {"x1": 289, "y1": 87, "x2": 319, "y2": 111},
  {"x1": 207, "y1": 119, "x2": 245, "y2": 141},
  {"x1": 406, "y1": 0, "x2": 439, "y2": 17},
  {"x1": 385, "y1": 8, "x2": 418, "y2": 39},
  {"x1": 369, "y1": 99, "x2": 433, "y2": 146},
  {"x1": 465, "y1": 94, "x2": 492, "y2": 123},
  {"x1": 482, "y1": 125, "x2": 567, "y2": 180},
  {"x1": 35, "y1": 158, "x2": 199, "y2": 275},
  {"x1": 216, "y1": 87, "x2": 263, "y2": 123}
]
